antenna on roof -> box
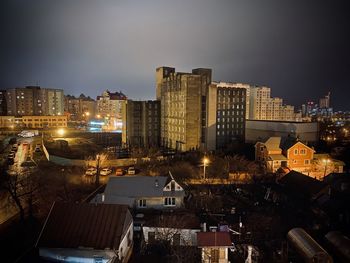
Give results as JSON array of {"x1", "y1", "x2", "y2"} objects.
[{"x1": 168, "y1": 171, "x2": 174, "y2": 180}]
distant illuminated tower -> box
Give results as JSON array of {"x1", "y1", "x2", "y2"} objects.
[{"x1": 319, "y1": 92, "x2": 330, "y2": 109}]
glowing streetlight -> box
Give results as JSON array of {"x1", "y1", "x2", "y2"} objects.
[
  {"x1": 57, "y1": 128, "x2": 65, "y2": 137},
  {"x1": 203, "y1": 157, "x2": 209, "y2": 179},
  {"x1": 85, "y1": 112, "x2": 90, "y2": 116}
]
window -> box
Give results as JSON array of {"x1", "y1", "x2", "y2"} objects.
[
  {"x1": 304, "y1": 159, "x2": 310, "y2": 165},
  {"x1": 294, "y1": 149, "x2": 298, "y2": 155},
  {"x1": 164, "y1": 197, "x2": 176, "y2": 206},
  {"x1": 139, "y1": 199, "x2": 146, "y2": 208},
  {"x1": 300, "y1": 149, "x2": 306, "y2": 155}
]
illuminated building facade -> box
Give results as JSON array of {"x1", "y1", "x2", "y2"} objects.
[
  {"x1": 157, "y1": 67, "x2": 211, "y2": 151},
  {"x1": 125, "y1": 100, "x2": 160, "y2": 147},
  {"x1": 249, "y1": 86, "x2": 298, "y2": 121},
  {"x1": 4, "y1": 86, "x2": 64, "y2": 116},
  {"x1": 207, "y1": 82, "x2": 246, "y2": 150},
  {"x1": 0, "y1": 115, "x2": 67, "y2": 128},
  {"x1": 64, "y1": 94, "x2": 96, "y2": 121},
  {"x1": 96, "y1": 90, "x2": 127, "y2": 133}
]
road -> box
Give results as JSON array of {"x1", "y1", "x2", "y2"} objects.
[{"x1": 0, "y1": 136, "x2": 41, "y2": 224}]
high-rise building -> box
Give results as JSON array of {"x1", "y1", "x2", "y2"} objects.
[
  {"x1": 157, "y1": 67, "x2": 211, "y2": 151},
  {"x1": 206, "y1": 82, "x2": 246, "y2": 150},
  {"x1": 96, "y1": 90, "x2": 127, "y2": 134},
  {"x1": 266, "y1": 97, "x2": 283, "y2": 120},
  {"x1": 4, "y1": 86, "x2": 64, "y2": 116},
  {"x1": 249, "y1": 86, "x2": 271, "y2": 120},
  {"x1": 125, "y1": 100, "x2": 160, "y2": 147},
  {"x1": 249, "y1": 86, "x2": 297, "y2": 121},
  {"x1": 319, "y1": 92, "x2": 330, "y2": 109}
]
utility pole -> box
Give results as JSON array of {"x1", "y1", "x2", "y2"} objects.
[{"x1": 95, "y1": 154, "x2": 100, "y2": 188}]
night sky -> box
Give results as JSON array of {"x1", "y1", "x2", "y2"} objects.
[{"x1": 1, "y1": 0, "x2": 349, "y2": 110}]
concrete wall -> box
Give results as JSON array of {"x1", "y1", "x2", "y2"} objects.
[
  {"x1": 246, "y1": 120, "x2": 319, "y2": 144},
  {"x1": 143, "y1": 227, "x2": 200, "y2": 246}
]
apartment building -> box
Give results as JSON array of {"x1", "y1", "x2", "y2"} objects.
[
  {"x1": 207, "y1": 82, "x2": 246, "y2": 150},
  {"x1": 96, "y1": 90, "x2": 127, "y2": 134},
  {"x1": 125, "y1": 100, "x2": 160, "y2": 147},
  {"x1": 156, "y1": 67, "x2": 211, "y2": 152},
  {"x1": 249, "y1": 86, "x2": 297, "y2": 121},
  {"x1": 249, "y1": 86, "x2": 271, "y2": 120},
  {"x1": 64, "y1": 94, "x2": 96, "y2": 121},
  {"x1": 4, "y1": 86, "x2": 64, "y2": 116}
]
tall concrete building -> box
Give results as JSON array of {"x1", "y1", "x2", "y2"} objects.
[
  {"x1": 156, "y1": 67, "x2": 211, "y2": 151},
  {"x1": 207, "y1": 82, "x2": 246, "y2": 150},
  {"x1": 96, "y1": 90, "x2": 127, "y2": 134},
  {"x1": 125, "y1": 100, "x2": 160, "y2": 147},
  {"x1": 4, "y1": 86, "x2": 64, "y2": 116}
]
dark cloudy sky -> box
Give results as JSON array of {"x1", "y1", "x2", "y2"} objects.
[{"x1": 1, "y1": 0, "x2": 349, "y2": 110}]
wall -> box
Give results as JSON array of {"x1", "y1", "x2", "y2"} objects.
[
  {"x1": 246, "y1": 120, "x2": 319, "y2": 144},
  {"x1": 142, "y1": 227, "x2": 200, "y2": 246}
]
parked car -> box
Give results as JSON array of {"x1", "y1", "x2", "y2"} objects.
[
  {"x1": 127, "y1": 166, "x2": 136, "y2": 175},
  {"x1": 115, "y1": 168, "x2": 124, "y2": 176},
  {"x1": 85, "y1": 167, "x2": 97, "y2": 176},
  {"x1": 100, "y1": 168, "x2": 112, "y2": 176}
]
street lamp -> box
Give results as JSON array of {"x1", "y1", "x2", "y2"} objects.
[
  {"x1": 203, "y1": 157, "x2": 209, "y2": 179},
  {"x1": 57, "y1": 128, "x2": 65, "y2": 137}
]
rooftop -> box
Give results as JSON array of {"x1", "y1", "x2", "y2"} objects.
[
  {"x1": 36, "y1": 202, "x2": 132, "y2": 250},
  {"x1": 197, "y1": 232, "x2": 232, "y2": 247}
]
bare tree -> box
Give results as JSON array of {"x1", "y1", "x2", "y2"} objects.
[
  {"x1": 144, "y1": 214, "x2": 200, "y2": 263},
  {"x1": 0, "y1": 168, "x2": 41, "y2": 222}
]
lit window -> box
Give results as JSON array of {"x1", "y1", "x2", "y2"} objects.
[{"x1": 164, "y1": 197, "x2": 176, "y2": 206}]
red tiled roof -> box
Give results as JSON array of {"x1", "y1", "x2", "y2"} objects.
[
  {"x1": 197, "y1": 232, "x2": 232, "y2": 247},
  {"x1": 36, "y1": 202, "x2": 132, "y2": 250}
]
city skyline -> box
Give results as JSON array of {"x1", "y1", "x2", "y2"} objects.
[{"x1": 1, "y1": 0, "x2": 350, "y2": 110}]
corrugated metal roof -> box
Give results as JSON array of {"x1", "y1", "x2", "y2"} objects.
[
  {"x1": 287, "y1": 228, "x2": 332, "y2": 262},
  {"x1": 197, "y1": 232, "x2": 232, "y2": 247},
  {"x1": 37, "y1": 202, "x2": 132, "y2": 250}
]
